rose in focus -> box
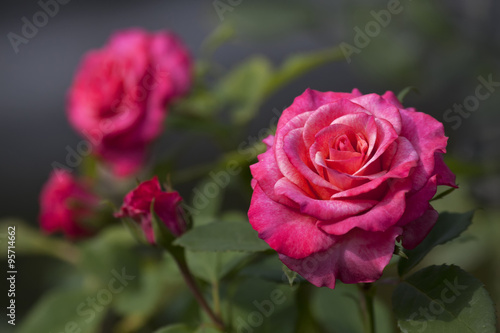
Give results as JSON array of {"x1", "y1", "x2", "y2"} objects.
[
  {"x1": 39, "y1": 170, "x2": 99, "y2": 238},
  {"x1": 68, "y1": 29, "x2": 192, "y2": 177},
  {"x1": 115, "y1": 176, "x2": 187, "y2": 244},
  {"x1": 248, "y1": 89, "x2": 457, "y2": 288}
]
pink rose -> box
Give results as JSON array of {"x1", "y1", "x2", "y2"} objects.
[
  {"x1": 248, "y1": 89, "x2": 457, "y2": 288},
  {"x1": 115, "y1": 176, "x2": 187, "y2": 244},
  {"x1": 39, "y1": 170, "x2": 99, "y2": 238},
  {"x1": 68, "y1": 29, "x2": 192, "y2": 177}
]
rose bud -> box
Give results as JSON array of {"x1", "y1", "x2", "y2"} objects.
[
  {"x1": 248, "y1": 88, "x2": 457, "y2": 288},
  {"x1": 39, "y1": 170, "x2": 99, "y2": 239},
  {"x1": 115, "y1": 176, "x2": 187, "y2": 244},
  {"x1": 67, "y1": 29, "x2": 192, "y2": 177}
]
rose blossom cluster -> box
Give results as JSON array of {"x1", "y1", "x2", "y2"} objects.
[
  {"x1": 67, "y1": 28, "x2": 192, "y2": 177},
  {"x1": 39, "y1": 29, "x2": 192, "y2": 240},
  {"x1": 248, "y1": 88, "x2": 456, "y2": 288}
]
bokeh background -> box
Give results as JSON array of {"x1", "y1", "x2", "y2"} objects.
[{"x1": 1, "y1": 0, "x2": 499, "y2": 331}]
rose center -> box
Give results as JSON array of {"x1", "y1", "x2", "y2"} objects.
[
  {"x1": 325, "y1": 131, "x2": 368, "y2": 175},
  {"x1": 331, "y1": 132, "x2": 368, "y2": 155},
  {"x1": 334, "y1": 134, "x2": 355, "y2": 152}
]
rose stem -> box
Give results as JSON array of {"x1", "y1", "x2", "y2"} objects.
[
  {"x1": 212, "y1": 280, "x2": 221, "y2": 316},
  {"x1": 173, "y1": 255, "x2": 225, "y2": 330},
  {"x1": 360, "y1": 283, "x2": 376, "y2": 333}
]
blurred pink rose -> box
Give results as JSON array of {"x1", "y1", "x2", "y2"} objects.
[
  {"x1": 68, "y1": 29, "x2": 192, "y2": 177},
  {"x1": 115, "y1": 176, "x2": 187, "y2": 244},
  {"x1": 248, "y1": 88, "x2": 457, "y2": 288},
  {"x1": 39, "y1": 170, "x2": 99, "y2": 238}
]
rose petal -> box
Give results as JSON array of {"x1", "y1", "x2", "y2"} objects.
[
  {"x1": 283, "y1": 128, "x2": 341, "y2": 198},
  {"x1": 330, "y1": 112, "x2": 378, "y2": 159},
  {"x1": 250, "y1": 146, "x2": 297, "y2": 208},
  {"x1": 433, "y1": 153, "x2": 457, "y2": 187},
  {"x1": 277, "y1": 88, "x2": 362, "y2": 135},
  {"x1": 400, "y1": 207, "x2": 438, "y2": 249},
  {"x1": 262, "y1": 134, "x2": 275, "y2": 148},
  {"x1": 399, "y1": 108, "x2": 449, "y2": 191},
  {"x1": 309, "y1": 123, "x2": 359, "y2": 175},
  {"x1": 381, "y1": 90, "x2": 403, "y2": 108},
  {"x1": 248, "y1": 184, "x2": 335, "y2": 259},
  {"x1": 303, "y1": 99, "x2": 368, "y2": 149},
  {"x1": 275, "y1": 112, "x2": 321, "y2": 195},
  {"x1": 279, "y1": 226, "x2": 402, "y2": 288},
  {"x1": 314, "y1": 152, "x2": 368, "y2": 190},
  {"x1": 331, "y1": 137, "x2": 419, "y2": 199},
  {"x1": 319, "y1": 178, "x2": 411, "y2": 234},
  {"x1": 101, "y1": 146, "x2": 150, "y2": 178},
  {"x1": 356, "y1": 117, "x2": 399, "y2": 175},
  {"x1": 140, "y1": 215, "x2": 155, "y2": 244},
  {"x1": 351, "y1": 93, "x2": 402, "y2": 134},
  {"x1": 154, "y1": 192, "x2": 185, "y2": 236},
  {"x1": 397, "y1": 175, "x2": 438, "y2": 227},
  {"x1": 326, "y1": 150, "x2": 364, "y2": 174},
  {"x1": 274, "y1": 178, "x2": 376, "y2": 222}
]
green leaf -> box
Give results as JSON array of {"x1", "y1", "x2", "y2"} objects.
[
  {"x1": 169, "y1": 88, "x2": 221, "y2": 120},
  {"x1": 195, "y1": 325, "x2": 222, "y2": 333},
  {"x1": 281, "y1": 264, "x2": 298, "y2": 287},
  {"x1": 154, "y1": 324, "x2": 195, "y2": 333},
  {"x1": 113, "y1": 254, "x2": 181, "y2": 316},
  {"x1": 397, "y1": 86, "x2": 419, "y2": 103},
  {"x1": 186, "y1": 250, "x2": 250, "y2": 283},
  {"x1": 264, "y1": 47, "x2": 344, "y2": 97},
  {"x1": 431, "y1": 187, "x2": 457, "y2": 202},
  {"x1": 392, "y1": 265, "x2": 497, "y2": 333},
  {"x1": 200, "y1": 23, "x2": 235, "y2": 58},
  {"x1": 216, "y1": 56, "x2": 272, "y2": 124},
  {"x1": 79, "y1": 225, "x2": 140, "y2": 288},
  {"x1": 155, "y1": 325, "x2": 221, "y2": 333},
  {"x1": 187, "y1": 178, "x2": 225, "y2": 227},
  {"x1": 18, "y1": 288, "x2": 107, "y2": 333},
  {"x1": 174, "y1": 220, "x2": 269, "y2": 252},
  {"x1": 224, "y1": 278, "x2": 297, "y2": 333},
  {"x1": 311, "y1": 282, "x2": 394, "y2": 333},
  {"x1": 398, "y1": 211, "x2": 474, "y2": 276},
  {"x1": 240, "y1": 254, "x2": 305, "y2": 285}
]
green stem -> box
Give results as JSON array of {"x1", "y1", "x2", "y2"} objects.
[
  {"x1": 173, "y1": 255, "x2": 225, "y2": 331},
  {"x1": 212, "y1": 280, "x2": 221, "y2": 316},
  {"x1": 360, "y1": 283, "x2": 376, "y2": 333},
  {"x1": 294, "y1": 283, "x2": 325, "y2": 333},
  {"x1": 171, "y1": 141, "x2": 267, "y2": 185}
]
